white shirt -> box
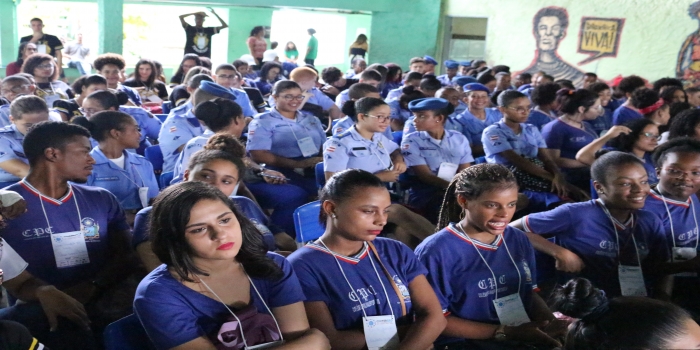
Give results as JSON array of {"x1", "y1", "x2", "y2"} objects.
[{"x1": 108, "y1": 153, "x2": 126, "y2": 169}]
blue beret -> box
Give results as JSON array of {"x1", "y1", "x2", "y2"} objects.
[
  {"x1": 407, "y1": 97, "x2": 449, "y2": 112},
  {"x1": 458, "y1": 61, "x2": 472, "y2": 67},
  {"x1": 452, "y1": 76, "x2": 477, "y2": 86},
  {"x1": 444, "y1": 60, "x2": 459, "y2": 69},
  {"x1": 517, "y1": 83, "x2": 532, "y2": 92},
  {"x1": 463, "y1": 83, "x2": 490, "y2": 93},
  {"x1": 423, "y1": 55, "x2": 438, "y2": 65},
  {"x1": 198, "y1": 81, "x2": 235, "y2": 100}
]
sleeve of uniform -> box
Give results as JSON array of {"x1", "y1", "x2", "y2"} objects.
[
  {"x1": 481, "y1": 125, "x2": 512, "y2": 157},
  {"x1": 0, "y1": 239, "x2": 28, "y2": 281},
  {"x1": 312, "y1": 89, "x2": 336, "y2": 111},
  {"x1": 235, "y1": 91, "x2": 256, "y2": 117},
  {"x1": 391, "y1": 240, "x2": 428, "y2": 283},
  {"x1": 139, "y1": 110, "x2": 163, "y2": 141},
  {"x1": 541, "y1": 123, "x2": 563, "y2": 150},
  {"x1": 521, "y1": 204, "x2": 573, "y2": 236},
  {"x1": 415, "y1": 239, "x2": 452, "y2": 314},
  {"x1": 401, "y1": 134, "x2": 427, "y2": 167},
  {"x1": 245, "y1": 118, "x2": 273, "y2": 151},
  {"x1": 389, "y1": 101, "x2": 406, "y2": 121},
  {"x1": 0, "y1": 137, "x2": 19, "y2": 163},
  {"x1": 288, "y1": 251, "x2": 330, "y2": 303},
  {"x1": 323, "y1": 137, "x2": 349, "y2": 173},
  {"x1": 265, "y1": 253, "x2": 306, "y2": 307},
  {"x1": 381, "y1": 134, "x2": 399, "y2": 154},
  {"x1": 158, "y1": 118, "x2": 196, "y2": 157},
  {"x1": 457, "y1": 133, "x2": 475, "y2": 164},
  {"x1": 335, "y1": 92, "x2": 344, "y2": 109},
  {"x1": 528, "y1": 125, "x2": 548, "y2": 148},
  {"x1": 131, "y1": 208, "x2": 151, "y2": 249}
]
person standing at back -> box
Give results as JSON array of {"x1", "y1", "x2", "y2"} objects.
[
  {"x1": 20, "y1": 18, "x2": 63, "y2": 77},
  {"x1": 179, "y1": 8, "x2": 228, "y2": 58},
  {"x1": 305, "y1": 28, "x2": 318, "y2": 66}
]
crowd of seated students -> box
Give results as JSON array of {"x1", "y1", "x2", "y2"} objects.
[{"x1": 3, "y1": 46, "x2": 700, "y2": 350}]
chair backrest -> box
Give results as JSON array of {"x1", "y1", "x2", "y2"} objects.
[
  {"x1": 315, "y1": 162, "x2": 325, "y2": 189},
  {"x1": 159, "y1": 171, "x2": 174, "y2": 190},
  {"x1": 293, "y1": 201, "x2": 324, "y2": 246},
  {"x1": 392, "y1": 130, "x2": 403, "y2": 145},
  {"x1": 155, "y1": 114, "x2": 168, "y2": 123},
  {"x1": 103, "y1": 314, "x2": 154, "y2": 350},
  {"x1": 161, "y1": 101, "x2": 172, "y2": 114},
  {"x1": 144, "y1": 145, "x2": 164, "y2": 174}
]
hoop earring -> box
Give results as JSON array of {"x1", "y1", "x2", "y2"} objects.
[{"x1": 459, "y1": 210, "x2": 466, "y2": 221}]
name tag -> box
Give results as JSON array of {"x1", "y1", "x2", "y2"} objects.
[
  {"x1": 138, "y1": 187, "x2": 149, "y2": 208},
  {"x1": 297, "y1": 137, "x2": 318, "y2": 157},
  {"x1": 37, "y1": 44, "x2": 47, "y2": 54},
  {"x1": 51, "y1": 231, "x2": 90, "y2": 268},
  {"x1": 673, "y1": 247, "x2": 698, "y2": 277},
  {"x1": 363, "y1": 315, "x2": 399, "y2": 350},
  {"x1": 619, "y1": 265, "x2": 647, "y2": 296},
  {"x1": 437, "y1": 162, "x2": 458, "y2": 181},
  {"x1": 492, "y1": 293, "x2": 530, "y2": 326},
  {"x1": 95, "y1": 176, "x2": 119, "y2": 181}
]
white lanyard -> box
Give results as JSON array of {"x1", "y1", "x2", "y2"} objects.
[
  {"x1": 318, "y1": 239, "x2": 395, "y2": 318},
  {"x1": 280, "y1": 112, "x2": 306, "y2": 143},
  {"x1": 368, "y1": 134, "x2": 390, "y2": 170},
  {"x1": 105, "y1": 150, "x2": 146, "y2": 188},
  {"x1": 199, "y1": 270, "x2": 284, "y2": 348},
  {"x1": 657, "y1": 190, "x2": 700, "y2": 250},
  {"x1": 456, "y1": 223, "x2": 522, "y2": 299},
  {"x1": 37, "y1": 82, "x2": 56, "y2": 96},
  {"x1": 35, "y1": 183, "x2": 83, "y2": 230},
  {"x1": 597, "y1": 199, "x2": 643, "y2": 268}
]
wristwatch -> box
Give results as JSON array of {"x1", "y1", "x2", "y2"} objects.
[{"x1": 493, "y1": 325, "x2": 507, "y2": 341}]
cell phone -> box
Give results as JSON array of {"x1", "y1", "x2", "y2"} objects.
[{"x1": 260, "y1": 173, "x2": 290, "y2": 181}]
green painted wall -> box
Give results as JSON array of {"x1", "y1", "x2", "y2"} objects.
[
  {"x1": 443, "y1": 0, "x2": 698, "y2": 84},
  {"x1": 0, "y1": 0, "x2": 19, "y2": 68},
  {"x1": 98, "y1": 0, "x2": 123, "y2": 54},
  {"x1": 226, "y1": 7, "x2": 274, "y2": 63}
]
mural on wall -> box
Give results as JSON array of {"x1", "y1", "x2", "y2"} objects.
[
  {"x1": 520, "y1": 7, "x2": 586, "y2": 86},
  {"x1": 677, "y1": 1, "x2": 700, "y2": 87},
  {"x1": 577, "y1": 17, "x2": 624, "y2": 65}
]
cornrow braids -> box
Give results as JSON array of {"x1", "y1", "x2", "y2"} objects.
[{"x1": 436, "y1": 164, "x2": 518, "y2": 231}]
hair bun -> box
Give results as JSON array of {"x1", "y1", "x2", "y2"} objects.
[{"x1": 550, "y1": 278, "x2": 608, "y2": 319}]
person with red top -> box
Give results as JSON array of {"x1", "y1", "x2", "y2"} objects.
[
  {"x1": 247, "y1": 26, "x2": 268, "y2": 69},
  {"x1": 5, "y1": 42, "x2": 37, "y2": 77}
]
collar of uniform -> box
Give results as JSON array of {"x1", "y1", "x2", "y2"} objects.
[
  {"x1": 348, "y1": 125, "x2": 381, "y2": 144},
  {"x1": 305, "y1": 241, "x2": 369, "y2": 265},
  {"x1": 446, "y1": 223, "x2": 503, "y2": 251},
  {"x1": 649, "y1": 188, "x2": 691, "y2": 208},
  {"x1": 91, "y1": 147, "x2": 142, "y2": 167},
  {"x1": 202, "y1": 129, "x2": 215, "y2": 137},
  {"x1": 417, "y1": 130, "x2": 449, "y2": 146},
  {"x1": 172, "y1": 100, "x2": 193, "y2": 115},
  {"x1": 6, "y1": 124, "x2": 22, "y2": 139},
  {"x1": 119, "y1": 105, "x2": 146, "y2": 118},
  {"x1": 184, "y1": 110, "x2": 201, "y2": 128},
  {"x1": 20, "y1": 179, "x2": 74, "y2": 206},
  {"x1": 270, "y1": 108, "x2": 304, "y2": 121},
  {"x1": 226, "y1": 87, "x2": 241, "y2": 99},
  {"x1": 595, "y1": 199, "x2": 634, "y2": 230}
]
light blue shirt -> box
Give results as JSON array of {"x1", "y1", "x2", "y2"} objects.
[
  {"x1": 157, "y1": 101, "x2": 203, "y2": 172},
  {"x1": 453, "y1": 107, "x2": 503, "y2": 146},
  {"x1": 335, "y1": 89, "x2": 350, "y2": 109},
  {"x1": 437, "y1": 74, "x2": 452, "y2": 87},
  {"x1": 229, "y1": 88, "x2": 257, "y2": 117},
  {"x1": 332, "y1": 116, "x2": 393, "y2": 140},
  {"x1": 482, "y1": 120, "x2": 547, "y2": 165},
  {"x1": 268, "y1": 87, "x2": 336, "y2": 111},
  {"x1": 172, "y1": 129, "x2": 214, "y2": 184},
  {"x1": 388, "y1": 99, "x2": 412, "y2": 123},
  {"x1": 401, "y1": 130, "x2": 474, "y2": 174},
  {"x1": 119, "y1": 106, "x2": 162, "y2": 143},
  {"x1": 86, "y1": 147, "x2": 159, "y2": 210},
  {"x1": 323, "y1": 125, "x2": 398, "y2": 174},
  {"x1": 246, "y1": 109, "x2": 326, "y2": 159},
  {"x1": 0, "y1": 125, "x2": 26, "y2": 182},
  {"x1": 403, "y1": 112, "x2": 465, "y2": 136},
  {"x1": 385, "y1": 87, "x2": 404, "y2": 102}
]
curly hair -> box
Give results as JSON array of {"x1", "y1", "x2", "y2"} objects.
[
  {"x1": 21, "y1": 54, "x2": 59, "y2": 82},
  {"x1": 669, "y1": 108, "x2": 700, "y2": 139},
  {"x1": 93, "y1": 53, "x2": 126, "y2": 71}
]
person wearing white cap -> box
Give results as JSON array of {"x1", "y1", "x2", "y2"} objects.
[{"x1": 262, "y1": 49, "x2": 279, "y2": 63}]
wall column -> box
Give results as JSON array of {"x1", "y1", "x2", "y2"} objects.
[
  {"x1": 227, "y1": 6, "x2": 274, "y2": 63},
  {"x1": 97, "y1": 0, "x2": 123, "y2": 54},
  {"x1": 0, "y1": 0, "x2": 19, "y2": 67}
]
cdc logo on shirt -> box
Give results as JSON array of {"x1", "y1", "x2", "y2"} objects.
[{"x1": 22, "y1": 226, "x2": 53, "y2": 239}]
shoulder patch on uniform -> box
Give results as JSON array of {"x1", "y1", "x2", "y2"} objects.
[{"x1": 337, "y1": 130, "x2": 352, "y2": 138}]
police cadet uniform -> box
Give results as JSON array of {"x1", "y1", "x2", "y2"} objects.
[
  {"x1": 437, "y1": 60, "x2": 459, "y2": 87},
  {"x1": 323, "y1": 125, "x2": 398, "y2": 175},
  {"x1": 0, "y1": 124, "x2": 29, "y2": 183},
  {"x1": 454, "y1": 83, "x2": 503, "y2": 148}
]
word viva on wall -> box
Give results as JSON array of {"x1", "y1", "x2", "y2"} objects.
[{"x1": 577, "y1": 17, "x2": 625, "y2": 65}]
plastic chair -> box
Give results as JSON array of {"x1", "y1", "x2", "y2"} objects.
[
  {"x1": 293, "y1": 201, "x2": 324, "y2": 248},
  {"x1": 315, "y1": 162, "x2": 325, "y2": 189},
  {"x1": 103, "y1": 314, "x2": 154, "y2": 350},
  {"x1": 154, "y1": 114, "x2": 168, "y2": 123},
  {"x1": 161, "y1": 101, "x2": 172, "y2": 114},
  {"x1": 474, "y1": 156, "x2": 487, "y2": 164},
  {"x1": 159, "y1": 171, "x2": 174, "y2": 190},
  {"x1": 392, "y1": 131, "x2": 403, "y2": 145},
  {"x1": 144, "y1": 145, "x2": 163, "y2": 184}
]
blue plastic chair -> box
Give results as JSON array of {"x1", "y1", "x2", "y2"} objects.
[
  {"x1": 155, "y1": 114, "x2": 168, "y2": 123},
  {"x1": 144, "y1": 145, "x2": 163, "y2": 184},
  {"x1": 161, "y1": 101, "x2": 172, "y2": 114},
  {"x1": 392, "y1": 131, "x2": 403, "y2": 145},
  {"x1": 293, "y1": 201, "x2": 324, "y2": 247},
  {"x1": 474, "y1": 156, "x2": 487, "y2": 164},
  {"x1": 103, "y1": 314, "x2": 154, "y2": 350},
  {"x1": 159, "y1": 171, "x2": 174, "y2": 190},
  {"x1": 315, "y1": 162, "x2": 325, "y2": 189}
]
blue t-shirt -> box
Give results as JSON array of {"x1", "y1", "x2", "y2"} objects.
[
  {"x1": 158, "y1": 102, "x2": 203, "y2": 172},
  {"x1": 586, "y1": 108, "x2": 613, "y2": 137},
  {"x1": 644, "y1": 190, "x2": 700, "y2": 254},
  {"x1": 2, "y1": 180, "x2": 129, "y2": 289},
  {"x1": 288, "y1": 237, "x2": 426, "y2": 331},
  {"x1": 541, "y1": 119, "x2": 597, "y2": 162},
  {"x1": 612, "y1": 105, "x2": 643, "y2": 126},
  {"x1": 323, "y1": 126, "x2": 398, "y2": 174},
  {"x1": 526, "y1": 109, "x2": 556, "y2": 131},
  {"x1": 522, "y1": 200, "x2": 669, "y2": 297},
  {"x1": 415, "y1": 224, "x2": 537, "y2": 345},
  {"x1": 134, "y1": 253, "x2": 304, "y2": 350},
  {"x1": 482, "y1": 121, "x2": 547, "y2": 165},
  {"x1": 453, "y1": 108, "x2": 502, "y2": 146},
  {"x1": 246, "y1": 109, "x2": 326, "y2": 159}
]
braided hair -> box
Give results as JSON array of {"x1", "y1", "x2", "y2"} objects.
[{"x1": 436, "y1": 164, "x2": 518, "y2": 231}]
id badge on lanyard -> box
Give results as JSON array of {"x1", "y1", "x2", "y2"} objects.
[
  {"x1": 673, "y1": 247, "x2": 698, "y2": 277},
  {"x1": 618, "y1": 265, "x2": 647, "y2": 296},
  {"x1": 37, "y1": 44, "x2": 47, "y2": 54},
  {"x1": 363, "y1": 315, "x2": 400, "y2": 350},
  {"x1": 492, "y1": 293, "x2": 530, "y2": 326},
  {"x1": 138, "y1": 187, "x2": 149, "y2": 208},
  {"x1": 50, "y1": 231, "x2": 90, "y2": 268},
  {"x1": 297, "y1": 137, "x2": 318, "y2": 157},
  {"x1": 437, "y1": 162, "x2": 458, "y2": 181}
]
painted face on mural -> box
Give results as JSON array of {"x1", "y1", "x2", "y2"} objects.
[{"x1": 536, "y1": 16, "x2": 565, "y2": 52}]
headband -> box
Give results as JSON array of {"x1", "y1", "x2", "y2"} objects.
[{"x1": 638, "y1": 98, "x2": 664, "y2": 115}]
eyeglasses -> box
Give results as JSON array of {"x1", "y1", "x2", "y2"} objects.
[
  {"x1": 365, "y1": 114, "x2": 391, "y2": 123},
  {"x1": 279, "y1": 95, "x2": 305, "y2": 101},
  {"x1": 663, "y1": 168, "x2": 700, "y2": 179},
  {"x1": 1, "y1": 85, "x2": 30, "y2": 95},
  {"x1": 640, "y1": 132, "x2": 661, "y2": 140},
  {"x1": 79, "y1": 107, "x2": 103, "y2": 116},
  {"x1": 37, "y1": 64, "x2": 53, "y2": 69},
  {"x1": 506, "y1": 106, "x2": 531, "y2": 114}
]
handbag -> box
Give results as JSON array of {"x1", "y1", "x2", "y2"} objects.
[
  {"x1": 508, "y1": 157, "x2": 551, "y2": 193},
  {"x1": 215, "y1": 304, "x2": 282, "y2": 350}
]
